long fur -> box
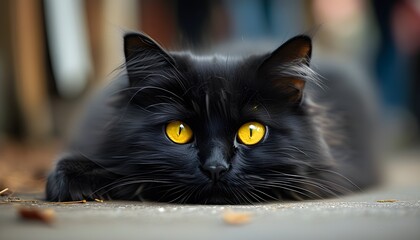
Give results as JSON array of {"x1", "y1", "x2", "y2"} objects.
[{"x1": 46, "y1": 34, "x2": 378, "y2": 204}]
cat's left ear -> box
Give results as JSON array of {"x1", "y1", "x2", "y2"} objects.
[{"x1": 258, "y1": 35, "x2": 312, "y2": 103}]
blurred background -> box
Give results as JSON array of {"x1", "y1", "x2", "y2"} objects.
[{"x1": 0, "y1": 0, "x2": 419, "y2": 193}]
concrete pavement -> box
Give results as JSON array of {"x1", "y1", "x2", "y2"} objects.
[{"x1": 1, "y1": 151, "x2": 419, "y2": 240}]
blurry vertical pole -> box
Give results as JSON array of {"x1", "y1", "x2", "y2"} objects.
[
  {"x1": 44, "y1": 0, "x2": 92, "y2": 98},
  {"x1": 96, "y1": 0, "x2": 139, "y2": 82},
  {"x1": 11, "y1": 0, "x2": 52, "y2": 141},
  {"x1": 0, "y1": 0, "x2": 11, "y2": 140}
]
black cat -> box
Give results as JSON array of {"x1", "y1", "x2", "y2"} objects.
[{"x1": 46, "y1": 32, "x2": 379, "y2": 204}]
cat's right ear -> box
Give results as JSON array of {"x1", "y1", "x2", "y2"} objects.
[
  {"x1": 123, "y1": 33, "x2": 175, "y2": 86},
  {"x1": 123, "y1": 32, "x2": 173, "y2": 62}
]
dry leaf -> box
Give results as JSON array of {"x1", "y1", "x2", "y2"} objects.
[
  {"x1": 94, "y1": 199, "x2": 104, "y2": 203},
  {"x1": 222, "y1": 210, "x2": 252, "y2": 225},
  {"x1": 18, "y1": 207, "x2": 56, "y2": 224}
]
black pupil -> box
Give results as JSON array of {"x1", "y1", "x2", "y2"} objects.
[{"x1": 178, "y1": 124, "x2": 184, "y2": 136}]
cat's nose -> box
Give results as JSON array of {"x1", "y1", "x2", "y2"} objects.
[{"x1": 201, "y1": 164, "x2": 229, "y2": 182}]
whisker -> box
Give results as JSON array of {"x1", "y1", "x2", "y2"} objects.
[
  {"x1": 309, "y1": 167, "x2": 361, "y2": 191},
  {"x1": 158, "y1": 184, "x2": 187, "y2": 202},
  {"x1": 265, "y1": 170, "x2": 355, "y2": 194},
  {"x1": 253, "y1": 181, "x2": 322, "y2": 199},
  {"x1": 234, "y1": 177, "x2": 277, "y2": 202},
  {"x1": 279, "y1": 178, "x2": 341, "y2": 198},
  {"x1": 92, "y1": 176, "x2": 173, "y2": 198},
  {"x1": 182, "y1": 185, "x2": 201, "y2": 204}
]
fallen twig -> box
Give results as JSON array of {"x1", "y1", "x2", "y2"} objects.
[
  {"x1": 0, "y1": 188, "x2": 9, "y2": 195},
  {"x1": 377, "y1": 199, "x2": 398, "y2": 203},
  {"x1": 51, "y1": 199, "x2": 87, "y2": 204},
  {"x1": 1, "y1": 197, "x2": 38, "y2": 203}
]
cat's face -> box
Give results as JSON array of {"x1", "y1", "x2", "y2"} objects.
[{"x1": 98, "y1": 33, "x2": 335, "y2": 204}]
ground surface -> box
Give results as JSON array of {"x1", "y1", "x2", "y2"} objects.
[{"x1": 0, "y1": 150, "x2": 419, "y2": 240}]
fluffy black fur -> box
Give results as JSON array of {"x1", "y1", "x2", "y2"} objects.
[{"x1": 46, "y1": 33, "x2": 378, "y2": 204}]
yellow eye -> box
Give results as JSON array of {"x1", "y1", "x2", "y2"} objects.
[
  {"x1": 237, "y1": 122, "x2": 265, "y2": 145},
  {"x1": 166, "y1": 121, "x2": 193, "y2": 144}
]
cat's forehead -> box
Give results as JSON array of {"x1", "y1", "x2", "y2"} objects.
[
  {"x1": 175, "y1": 53, "x2": 248, "y2": 96},
  {"x1": 168, "y1": 52, "x2": 263, "y2": 122},
  {"x1": 174, "y1": 52, "x2": 262, "y2": 89},
  {"x1": 187, "y1": 54, "x2": 241, "y2": 62},
  {"x1": 174, "y1": 51, "x2": 258, "y2": 72}
]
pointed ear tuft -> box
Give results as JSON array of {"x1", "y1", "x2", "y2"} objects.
[
  {"x1": 123, "y1": 32, "x2": 176, "y2": 86},
  {"x1": 269, "y1": 35, "x2": 312, "y2": 65},
  {"x1": 123, "y1": 32, "x2": 172, "y2": 62},
  {"x1": 258, "y1": 35, "x2": 313, "y2": 103}
]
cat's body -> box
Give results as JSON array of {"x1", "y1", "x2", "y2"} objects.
[{"x1": 46, "y1": 33, "x2": 379, "y2": 204}]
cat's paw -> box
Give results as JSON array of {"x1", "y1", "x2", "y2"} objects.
[
  {"x1": 45, "y1": 153, "x2": 102, "y2": 202},
  {"x1": 45, "y1": 167, "x2": 72, "y2": 201}
]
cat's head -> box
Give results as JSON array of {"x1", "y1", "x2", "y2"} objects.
[{"x1": 98, "y1": 33, "x2": 334, "y2": 203}]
